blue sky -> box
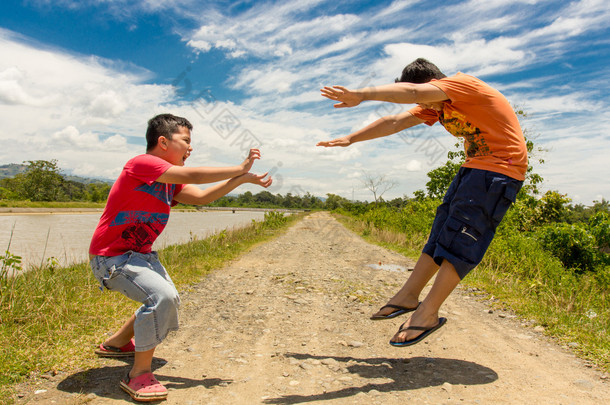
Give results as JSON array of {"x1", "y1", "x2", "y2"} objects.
[{"x1": 1, "y1": 0, "x2": 609, "y2": 204}]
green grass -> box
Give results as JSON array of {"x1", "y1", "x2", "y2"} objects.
[
  {"x1": 0, "y1": 210, "x2": 301, "y2": 403},
  {"x1": 469, "y1": 233, "x2": 610, "y2": 370},
  {"x1": 335, "y1": 212, "x2": 610, "y2": 374}
]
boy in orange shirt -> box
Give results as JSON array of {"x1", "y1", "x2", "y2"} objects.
[{"x1": 317, "y1": 58, "x2": 526, "y2": 347}]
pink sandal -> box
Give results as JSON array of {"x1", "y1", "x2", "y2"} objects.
[
  {"x1": 94, "y1": 338, "x2": 135, "y2": 357},
  {"x1": 120, "y1": 372, "x2": 168, "y2": 402}
]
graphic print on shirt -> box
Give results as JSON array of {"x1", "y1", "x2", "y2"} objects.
[
  {"x1": 439, "y1": 110, "x2": 491, "y2": 158},
  {"x1": 110, "y1": 211, "x2": 169, "y2": 251},
  {"x1": 135, "y1": 182, "x2": 177, "y2": 205}
]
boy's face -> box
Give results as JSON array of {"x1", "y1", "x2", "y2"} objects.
[{"x1": 161, "y1": 126, "x2": 192, "y2": 166}]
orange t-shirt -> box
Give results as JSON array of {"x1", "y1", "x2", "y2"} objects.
[{"x1": 409, "y1": 73, "x2": 527, "y2": 181}]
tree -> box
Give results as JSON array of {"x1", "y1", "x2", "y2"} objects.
[
  {"x1": 300, "y1": 192, "x2": 322, "y2": 209},
  {"x1": 362, "y1": 171, "x2": 397, "y2": 205},
  {"x1": 237, "y1": 191, "x2": 253, "y2": 206},
  {"x1": 62, "y1": 180, "x2": 86, "y2": 201},
  {"x1": 281, "y1": 193, "x2": 300, "y2": 208},
  {"x1": 86, "y1": 182, "x2": 111, "y2": 202},
  {"x1": 324, "y1": 193, "x2": 349, "y2": 210},
  {"x1": 425, "y1": 147, "x2": 463, "y2": 199},
  {"x1": 15, "y1": 160, "x2": 65, "y2": 201},
  {"x1": 534, "y1": 190, "x2": 571, "y2": 225},
  {"x1": 254, "y1": 191, "x2": 278, "y2": 206}
]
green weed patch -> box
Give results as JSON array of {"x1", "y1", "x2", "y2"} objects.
[
  {"x1": 336, "y1": 210, "x2": 610, "y2": 373},
  {"x1": 0, "y1": 210, "x2": 299, "y2": 403}
]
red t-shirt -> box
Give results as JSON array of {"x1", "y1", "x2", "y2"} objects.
[
  {"x1": 89, "y1": 154, "x2": 185, "y2": 256},
  {"x1": 409, "y1": 73, "x2": 527, "y2": 181}
]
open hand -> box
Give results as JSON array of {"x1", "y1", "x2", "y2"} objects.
[
  {"x1": 316, "y1": 136, "x2": 351, "y2": 147},
  {"x1": 241, "y1": 148, "x2": 261, "y2": 173},
  {"x1": 241, "y1": 172, "x2": 272, "y2": 188},
  {"x1": 320, "y1": 85, "x2": 362, "y2": 108}
]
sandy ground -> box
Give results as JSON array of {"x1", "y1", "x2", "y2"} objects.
[{"x1": 15, "y1": 211, "x2": 608, "y2": 404}]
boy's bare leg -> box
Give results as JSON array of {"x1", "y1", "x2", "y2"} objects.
[
  {"x1": 371, "y1": 253, "x2": 440, "y2": 318},
  {"x1": 390, "y1": 259, "x2": 461, "y2": 343},
  {"x1": 103, "y1": 314, "x2": 135, "y2": 348},
  {"x1": 101, "y1": 314, "x2": 157, "y2": 378},
  {"x1": 130, "y1": 348, "x2": 156, "y2": 378}
]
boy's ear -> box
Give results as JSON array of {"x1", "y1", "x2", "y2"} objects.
[{"x1": 159, "y1": 136, "x2": 169, "y2": 150}]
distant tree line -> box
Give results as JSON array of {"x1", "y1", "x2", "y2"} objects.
[
  {"x1": 0, "y1": 159, "x2": 343, "y2": 210},
  {"x1": 0, "y1": 160, "x2": 111, "y2": 202},
  {"x1": 206, "y1": 190, "x2": 326, "y2": 210}
]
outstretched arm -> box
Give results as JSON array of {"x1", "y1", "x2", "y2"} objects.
[
  {"x1": 157, "y1": 149, "x2": 262, "y2": 185},
  {"x1": 321, "y1": 82, "x2": 448, "y2": 108},
  {"x1": 317, "y1": 110, "x2": 424, "y2": 147},
  {"x1": 173, "y1": 172, "x2": 272, "y2": 206}
]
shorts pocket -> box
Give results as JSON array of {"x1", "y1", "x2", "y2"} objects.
[
  {"x1": 92, "y1": 253, "x2": 131, "y2": 290},
  {"x1": 438, "y1": 216, "x2": 482, "y2": 259},
  {"x1": 491, "y1": 181, "x2": 520, "y2": 224}
]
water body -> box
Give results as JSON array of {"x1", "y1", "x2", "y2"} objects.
[{"x1": 0, "y1": 210, "x2": 266, "y2": 271}]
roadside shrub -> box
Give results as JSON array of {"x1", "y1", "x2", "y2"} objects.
[
  {"x1": 595, "y1": 265, "x2": 610, "y2": 291},
  {"x1": 534, "y1": 190, "x2": 571, "y2": 224},
  {"x1": 499, "y1": 194, "x2": 538, "y2": 233},
  {"x1": 538, "y1": 223, "x2": 599, "y2": 272},
  {"x1": 589, "y1": 212, "x2": 610, "y2": 254},
  {"x1": 399, "y1": 198, "x2": 438, "y2": 234},
  {"x1": 261, "y1": 210, "x2": 288, "y2": 229},
  {"x1": 358, "y1": 199, "x2": 438, "y2": 235}
]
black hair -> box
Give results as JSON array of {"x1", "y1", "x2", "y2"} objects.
[
  {"x1": 395, "y1": 58, "x2": 446, "y2": 83},
  {"x1": 146, "y1": 113, "x2": 193, "y2": 151}
]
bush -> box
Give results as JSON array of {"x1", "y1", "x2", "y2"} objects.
[
  {"x1": 356, "y1": 199, "x2": 438, "y2": 235},
  {"x1": 261, "y1": 210, "x2": 289, "y2": 229},
  {"x1": 595, "y1": 265, "x2": 610, "y2": 290},
  {"x1": 499, "y1": 194, "x2": 538, "y2": 233},
  {"x1": 589, "y1": 212, "x2": 610, "y2": 253},
  {"x1": 538, "y1": 223, "x2": 599, "y2": 272}
]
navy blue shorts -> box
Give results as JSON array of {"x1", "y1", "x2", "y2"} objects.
[{"x1": 422, "y1": 167, "x2": 522, "y2": 279}]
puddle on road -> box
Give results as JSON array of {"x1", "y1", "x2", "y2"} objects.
[{"x1": 367, "y1": 263, "x2": 412, "y2": 273}]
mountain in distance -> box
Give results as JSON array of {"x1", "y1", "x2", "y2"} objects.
[
  {"x1": 0, "y1": 163, "x2": 27, "y2": 179},
  {"x1": 0, "y1": 163, "x2": 113, "y2": 185}
]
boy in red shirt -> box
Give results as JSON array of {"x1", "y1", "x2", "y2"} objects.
[
  {"x1": 89, "y1": 113, "x2": 271, "y2": 401},
  {"x1": 318, "y1": 58, "x2": 526, "y2": 347}
]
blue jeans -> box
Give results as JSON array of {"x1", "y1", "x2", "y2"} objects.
[
  {"x1": 90, "y1": 251, "x2": 180, "y2": 351},
  {"x1": 423, "y1": 168, "x2": 522, "y2": 279}
]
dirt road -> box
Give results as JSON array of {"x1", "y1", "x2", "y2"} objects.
[{"x1": 19, "y1": 212, "x2": 608, "y2": 404}]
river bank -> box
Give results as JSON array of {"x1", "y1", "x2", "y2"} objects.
[
  {"x1": 0, "y1": 209, "x2": 271, "y2": 271},
  {"x1": 0, "y1": 206, "x2": 301, "y2": 215}
]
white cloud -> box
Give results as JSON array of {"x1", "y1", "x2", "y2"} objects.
[
  {"x1": 52, "y1": 126, "x2": 100, "y2": 149},
  {"x1": 234, "y1": 69, "x2": 300, "y2": 94},
  {"x1": 3, "y1": 0, "x2": 609, "y2": 205},
  {"x1": 374, "y1": 38, "x2": 529, "y2": 80},
  {"x1": 403, "y1": 160, "x2": 422, "y2": 172},
  {"x1": 0, "y1": 66, "x2": 52, "y2": 106},
  {"x1": 0, "y1": 28, "x2": 175, "y2": 175},
  {"x1": 50, "y1": 126, "x2": 129, "y2": 152},
  {"x1": 521, "y1": 93, "x2": 603, "y2": 116},
  {"x1": 178, "y1": 0, "x2": 610, "y2": 203},
  {"x1": 87, "y1": 90, "x2": 129, "y2": 118}
]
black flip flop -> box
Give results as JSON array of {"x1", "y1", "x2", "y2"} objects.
[
  {"x1": 370, "y1": 303, "x2": 420, "y2": 320},
  {"x1": 389, "y1": 317, "x2": 447, "y2": 347}
]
